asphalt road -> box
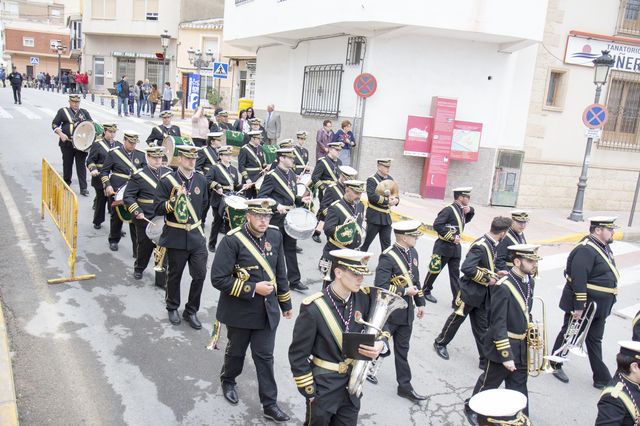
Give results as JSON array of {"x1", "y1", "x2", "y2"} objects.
[{"x1": 0, "y1": 87, "x2": 639, "y2": 425}]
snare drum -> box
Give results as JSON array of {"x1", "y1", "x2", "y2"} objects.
[
  {"x1": 162, "y1": 135, "x2": 194, "y2": 168},
  {"x1": 224, "y1": 195, "x2": 248, "y2": 230},
  {"x1": 145, "y1": 216, "x2": 165, "y2": 244},
  {"x1": 284, "y1": 207, "x2": 317, "y2": 240},
  {"x1": 298, "y1": 173, "x2": 312, "y2": 187},
  {"x1": 112, "y1": 184, "x2": 132, "y2": 222}
]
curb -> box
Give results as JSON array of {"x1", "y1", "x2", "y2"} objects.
[{"x1": 0, "y1": 301, "x2": 18, "y2": 426}]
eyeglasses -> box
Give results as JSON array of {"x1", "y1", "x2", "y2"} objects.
[{"x1": 252, "y1": 214, "x2": 272, "y2": 221}]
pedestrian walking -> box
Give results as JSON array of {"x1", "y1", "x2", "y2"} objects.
[
  {"x1": 162, "y1": 82, "x2": 172, "y2": 112},
  {"x1": 0, "y1": 65, "x2": 6, "y2": 88},
  {"x1": 116, "y1": 75, "x2": 130, "y2": 117},
  {"x1": 148, "y1": 83, "x2": 159, "y2": 117},
  {"x1": 9, "y1": 66, "x2": 23, "y2": 104}
]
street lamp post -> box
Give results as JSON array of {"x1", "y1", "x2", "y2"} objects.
[
  {"x1": 160, "y1": 30, "x2": 171, "y2": 89},
  {"x1": 51, "y1": 40, "x2": 65, "y2": 92},
  {"x1": 187, "y1": 47, "x2": 214, "y2": 107},
  {"x1": 568, "y1": 50, "x2": 615, "y2": 222}
]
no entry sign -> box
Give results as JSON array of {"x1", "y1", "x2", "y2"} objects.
[{"x1": 353, "y1": 73, "x2": 377, "y2": 98}]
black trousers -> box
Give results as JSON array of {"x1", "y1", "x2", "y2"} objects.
[
  {"x1": 133, "y1": 219, "x2": 167, "y2": 287},
  {"x1": 471, "y1": 360, "x2": 529, "y2": 415},
  {"x1": 435, "y1": 301, "x2": 488, "y2": 363},
  {"x1": 423, "y1": 254, "x2": 461, "y2": 300},
  {"x1": 60, "y1": 144, "x2": 88, "y2": 190},
  {"x1": 278, "y1": 221, "x2": 301, "y2": 285},
  {"x1": 387, "y1": 321, "x2": 414, "y2": 390},
  {"x1": 11, "y1": 85, "x2": 21, "y2": 103},
  {"x1": 304, "y1": 391, "x2": 359, "y2": 426},
  {"x1": 165, "y1": 244, "x2": 207, "y2": 314},
  {"x1": 108, "y1": 210, "x2": 137, "y2": 248},
  {"x1": 221, "y1": 325, "x2": 278, "y2": 408},
  {"x1": 551, "y1": 311, "x2": 612, "y2": 384},
  {"x1": 208, "y1": 205, "x2": 225, "y2": 249},
  {"x1": 360, "y1": 223, "x2": 391, "y2": 252},
  {"x1": 91, "y1": 177, "x2": 109, "y2": 225}
]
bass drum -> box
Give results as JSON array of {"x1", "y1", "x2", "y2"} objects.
[
  {"x1": 162, "y1": 135, "x2": 193, "y2": 168},
  {"x1": 284, "y1": 207, "x2": 316, "y2": 240},
  {"x1": 145, "y1": 216, "x2": 165, "y2": 244},
  {"x1": 112, "y1": 184, "x2": 132, "y2": 223},
  {"x1": 223, "y1": 195, "x2": 248, "y2": 231},
  {"x1": 72, "y1": 120, "x2": 96, "y2": 151}
]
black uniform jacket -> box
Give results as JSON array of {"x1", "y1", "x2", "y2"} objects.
[
  {"x1": 374, "y1": 244, "x2": 426, "y2": 325},
  {"x1": 211, "y1": 225, "x2": 292, "y2": 330},
  {"x1": 432, "y1": 202, "x2": 475, "y2": 259},
  {"x1": 311, "y1": 156, "x2": 342, "y2": 191},
  {"x1": 242, "y1": 128, "x2": 267, "y2": 145},
  {"x1": 145, "y1": 124, "x2": 181, "y2": 146},
  {"x1": 205, "y1": 162, "x2": 242, "y2": 209},
  {"x1": 100, "y1": 146, "x2": 146, "y2": 191},
  {"x1": 459, "y1": 234, "x2": 499, "y2": 308},
  {"x1": 559, "y1": 235, "x2": 619, "y2": 317},
  {"x1": 495, "y1": 228, "x2": 527, "y2": 271},
  {"x1": 86, "y1": 139, "x2": 122, "y2": 177},
  {"x1": 210, "y1": 121, "x2": 233, "y2": 132},
  {"x1": 123, "y1": 165, "x2": 170, "y2": 218},
  {"x1": 257, "y1": 166, "x2": 303, "y2": 226},
  {"x1": 319, "y1": 182, "x2": 345, "y2": 217},
  {"x1": 323, "y1": 198, "x2": 365, "y2": 256},
  {"x1": 484, "y1": 271, "x2": 534, "y2": 365},
  {"x1": 633, "y1": 310, "x2": 640, "y2": 341},
  {"x1": 196, "y1": 145, "x2": 219, "y2": 174},
  {"x1": 293, "y1": 145, "x2": 309, "y2": 175},
  {"x1": 153, "y1": 169, "x2": 208, "y2": 250},
  {"x1": 238, "y1": 143, "x2": 266, "y2": 182},
  {"x1": 595, "y1": 374, "x2": 640, "y2": 426},
  {"x1": 51, "y1": 107, "x2": 92, "y2": 147},
  {"x1": 364, "y1": 173, "x2": 398, "y2": 226},
  {"x1": 288, "y1": 286, "x2": 389, "y2": 408}
]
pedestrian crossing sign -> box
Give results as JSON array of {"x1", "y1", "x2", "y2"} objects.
[{"x1": 213, "y1": 62, "x2": 228, "y2": 79}]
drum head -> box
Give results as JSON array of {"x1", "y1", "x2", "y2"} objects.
[
  {"x1": 115, "y1": 184, "x2": 127, "y2": 202},
  {"x1": 224, "y1": 195, "x2": 248, "y2": 210},
  {"x1": 72, "y1": 121, "x2": 95, "y2": 151},
  {"x1": 296, "y1": 183, "x2": 307, "y2": 197},
  {"x1": 284, "y1": 207, "x2": 317, "y2": 240},
  {"x1": 145, "y1": 216, "x2": 165, "y2": 244},
  {"x1": 298, "y1": 173, "x2": 312, "y2": 187}
]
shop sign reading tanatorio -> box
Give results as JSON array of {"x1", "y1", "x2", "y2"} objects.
[{"x1": 565, "y1": 31, "x2": 640, "y2": 73}]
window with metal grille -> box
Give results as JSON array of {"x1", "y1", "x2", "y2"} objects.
[
  {"x1": 145, "y1": 60, "x2": 163, "y2": 87},
  {"x1": 117, "y1": 58, "x2": 136, "y2": 81},
  {"x1": 618, "y1": 0, "x2": 640, "y2": 35},
  {"x1": 346, "y1": 37, "x2": 366, "y2": 66},
  {"x1": 300, "y1": 64, "x2": 343, "y2": 117},
  {"x1": 600, "y1": 71, "x2": 640, "y2": 151}
]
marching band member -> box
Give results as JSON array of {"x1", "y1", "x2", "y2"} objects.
[
  {"x1": 238, "y1": 130, "x2": 267, "y2": 199},
  {"x1": 369, "y1": 220, "x2": 426, "y2": 402},
  {"x1": 123, "y1": 145, "x2": 170, "y2": 287},
  {"x1": 100, "y1": 131, "x2": 146, "y2": 253},
  {"x1": 210, "y1": 110, "x2": 233, "y2": 132},
  {"x1": 465, "y1": 244, "x2": 542, "y2": 423},
  {"x1": 495, "y1": 211, "x2": 529, "y2": 272},
  {"x1": 293, "y1": 131, "x2": 311, "y2": 176},
  {"x1": 288, "y1": 249, "x2": 387, "y2": 426},
  {"x1": 196, "y1": 131, "x2": 222, "y2": 174},
  {"x1": 242, "y1": 118, "x2": 267, "y2": 145},
  {"x1": 433, "y1": 217, "x2": 512, "y2": 367},
  {"x1": 257, "y1": 148, "x2": 312, "y2": 292},
  {"x1": 52, "y1": 94, "x2": 93, "y2": 196},
  {"x1": 311, "y1": 141, "x2": 343, "y2": 203},
  {"x1": 468, "y1": 389, "x2": 530, "y2": 426},
  {"x1": 320, "y1": 180, "x2": 365, "y2": 287},
  {"x1": 550, "y1": 217, "x2": 620, "y2": 389},
  {"x1": 205, "y1": 145, "x2": 249, "y2": 252},
  {"x1": 634, "y1": 311, "x2": 640, "y2": 341},
  {"x1": 265, "y1": 138, "x2": 295, "y2": 171},
  {"x1": 312, "y1": 165, "x2": 358, "y2": 244},
  {"x1": 154, "y1": 145, "x2": 208, "y2": 329},
  {"x1": 145, "y1": 110, "x2": 181, "y2": 146},
  {"x1": 210, "y1": 198, "x2": 293, "y2": 423},
  {"x1": 422, "y1": 187, "x2": 475, "y2": 304},
  {"x1": 86, "y1": 123, "x2": 121, "y2": 230},
  {"x1": 361, "y1": 158, "x2": 399, "y2": 252},
  {"x1": 595, "y1": 341, "x2": 640, "y2": 425}
]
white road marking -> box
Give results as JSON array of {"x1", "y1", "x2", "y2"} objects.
[
  {"x1": 14, "y1": 106, "x2": 41, "y2": 119},
  {"x1": 37, "y1": 107, "x2": 56, "y2": 117},
  {"x1": 0, "y1": 107, "x2": 12, "y2": 118},
  {"x1": 542, "y1": 241, "x2": 640, "y2": 273},
  {"x1": 615, "y1": 303, "x2": 640, "y2": 320}
]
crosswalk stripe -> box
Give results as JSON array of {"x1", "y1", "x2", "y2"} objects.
[
  {"x1": 14, "y1": 106, "x2": 40, "y2": 119},
  {"x1": 37, "y1": 107, "x2": 56, "y2": 118},
  {"x1": 0, "y1": 107, "x2": 13, "y2": 119}
]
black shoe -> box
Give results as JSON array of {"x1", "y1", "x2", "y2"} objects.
[
  {"x1": 290, "y1": 282, "x2": 309, "y2": 292},
  {"x1": 593, "y1": 381, "x2": 607, "y2": 390},
  {"x1": 553, "y1": 367, "x2": 569, "y2": 383},
  {"x1": 263, "y1": 405, "x2": 290, "y2": 423},
  {"x1": 80, "y1": 189, "x2": 90, "y2": 196},
  {"x1": 182, "y1": 312, "x2": 202, "y2": 330},
  {"x1": 464, "y1": 403, "x2": 478, "y2": 426},
  {"x1": 433, "y1": 341, "x2": 449, "y2": 360},
  {"x1": 295, "y1": 246, "x2": 303, "y2": 253},
  {"x1": 312, "y1": 234, "x2": 321, "y2": 243},
  {"x1": 93, "y1": 223, "x2": 101, "y2": 230},
  {"x1": 109, "y1": 243, "x2": 118, "y2": 251},
  {"x1": 397, "y1": 388, "x2": 427, "y2": 402},
  {"x1": 168, "y1": 310, "x2": 181, "y2": 325},
  {"x1": 366, "y1": 374, "x2": 378, "y2": 385},
  {"x1": 133, "y1": 271, "x2": 143, "y2": 280},
  {"x1": 208, "y1": 244, "x2": 216, "y2": 253},
  {"x1": 221, "y1": 382, "x2": 238, "y2": 405},
  {"x1": 424, "y1": 293, "x2": 437, "y2": 303}
]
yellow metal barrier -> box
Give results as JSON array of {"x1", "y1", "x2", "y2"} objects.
[{"x1": 41, "y1": 158, "x2": 96, "y2": 284}]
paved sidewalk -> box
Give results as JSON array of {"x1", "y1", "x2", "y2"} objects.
[{"x1": 0, "y1": 299, "x2": 18, "y2": 426}]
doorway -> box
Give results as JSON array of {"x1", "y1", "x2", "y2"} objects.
[{"x1": 491, "y1": 150, "x2": 524, "y2": 207}]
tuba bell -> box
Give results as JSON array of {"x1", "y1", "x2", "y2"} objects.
[{"x1": 348, "y1": 287, "x2": 407, "y2": 397}]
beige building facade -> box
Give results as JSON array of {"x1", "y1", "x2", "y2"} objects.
[{"x1": 520, "y1": 0, "x2": 640, "y2": 210}]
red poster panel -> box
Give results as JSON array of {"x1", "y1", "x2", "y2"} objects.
[
  {"x1": 450, "y1": 120, "x2": 482, "y2": 162},
  {"x1": 404, "y1": 116, "x2": 433, "y2": 157},
  {"x1": 420, "y1": 97, "x2": 457, "y2": 199}
]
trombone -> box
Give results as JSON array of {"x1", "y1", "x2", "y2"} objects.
[{"x1": 545, "y1": 301, "x2": 597, "y2": 363}]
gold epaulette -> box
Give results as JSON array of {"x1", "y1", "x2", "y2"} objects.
[
  {"x1": 360, "y1": 286, "x2": 371, "y2": 295},
  {"x1": 226, "y1": 226, "x2": 242, "y2": 236},
  {"x1": 303, "y1": 292, "x2": 323, "y2": 305}
]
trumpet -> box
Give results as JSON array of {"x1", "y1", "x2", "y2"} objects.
[{"x1": 545, "y1": 301, "x2": 597, "y2": 363}]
